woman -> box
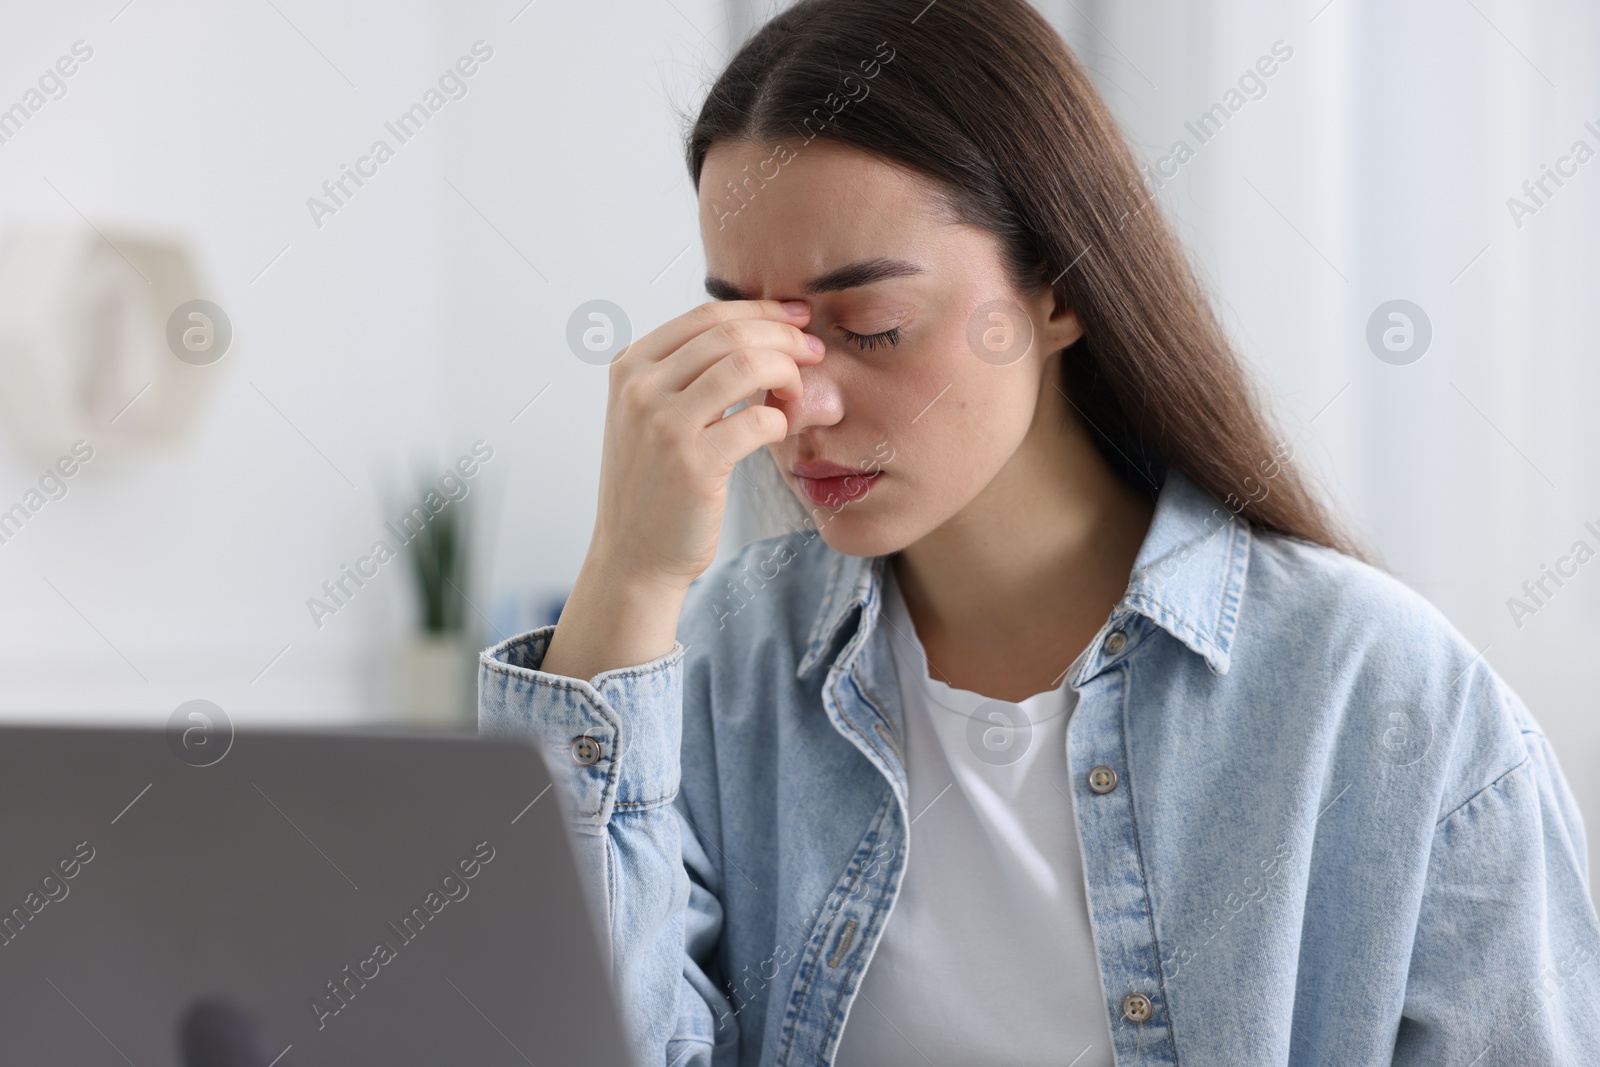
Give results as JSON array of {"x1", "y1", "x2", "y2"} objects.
[{"x1": 481, "y1": 0, "x2": 1600, "y2": 1063}]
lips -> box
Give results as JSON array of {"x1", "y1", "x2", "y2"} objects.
[{"x1": 790, "y1": 460, "x2": 883, "y2": 508}]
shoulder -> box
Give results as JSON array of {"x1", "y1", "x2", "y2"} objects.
[
  {"x1": 1243, "y1": 527, "x2": 1539, "y2": 817},
  {"x1": 1246, "y1": 528, "x2": 1447, "y2": 634},
  {"x1": 1242, "y1": 527, "x2": 1483, "y2": 672}
]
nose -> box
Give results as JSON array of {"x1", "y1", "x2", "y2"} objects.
[{"x1": 763, "y1": 349, "x2": 844, "y2": 436}]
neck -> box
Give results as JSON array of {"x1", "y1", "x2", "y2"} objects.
[{"x1": 889, "y1": 361, "x2": 1155, "y2": 699}]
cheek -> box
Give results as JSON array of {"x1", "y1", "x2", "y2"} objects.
[
  {"x1": 858, "y1": 366, "x2": 962, "y2": 475},
  {"x1": 898, "y1": 361, "x2": 1036, "y2": 479}
]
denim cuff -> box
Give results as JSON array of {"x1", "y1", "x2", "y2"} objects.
[{"x1": 478, "y1": 626, "x2": 684, "y2": 828}]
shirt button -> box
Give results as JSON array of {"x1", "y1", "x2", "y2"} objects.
[
  {"x1": 1088, "y1": 765, "x2": 1118, "y2": 794},
  {"x1": 1121, "y1": 992, "x2": 1152, "y2": 1023},
  {"x1": 1104, "y1": 630, "x2": 1127, "y2": 656},
  {"x1": 570, "y1": 735, "x2": 603, "y2": 766}
]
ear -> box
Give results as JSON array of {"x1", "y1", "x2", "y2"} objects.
[{"x1": 1033, "y1": 283, "x2": 1084, "y2": 354}]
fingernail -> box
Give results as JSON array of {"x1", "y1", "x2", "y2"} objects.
[
  {"x1": 806, "y1": 333, "x2": 825, "y2": 354},
  {"x1": 781, "y1": 300, "x2": 808, "y2": 316}
]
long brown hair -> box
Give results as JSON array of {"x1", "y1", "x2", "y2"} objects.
[{"x1": 688, "y1": 0, "x2": 1366, "y2": 560}]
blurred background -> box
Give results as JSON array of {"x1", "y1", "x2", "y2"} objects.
[{"x1": 0, "y1": 0, "x2": 1594, "y2": 904}]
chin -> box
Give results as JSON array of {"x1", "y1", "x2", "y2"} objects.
[{"x1": 807, "y1": 510, "x2": 916, "y2": 559}]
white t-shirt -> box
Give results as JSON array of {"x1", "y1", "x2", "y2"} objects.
[{"x1": 833, "y1": 565, "x2": 1114, "y2": 1067}]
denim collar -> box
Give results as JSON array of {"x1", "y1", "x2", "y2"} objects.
[{"x1": 795, "y1": 468, "x2": 1252, "y2": 680}]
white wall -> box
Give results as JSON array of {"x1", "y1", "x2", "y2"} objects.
[{"x1": 0, "y1": 0, "x2": 723, "y2": 725}]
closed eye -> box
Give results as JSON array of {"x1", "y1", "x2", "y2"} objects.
[{"x1": 839, "y1": 326, "x2": 902, "y2": 351}]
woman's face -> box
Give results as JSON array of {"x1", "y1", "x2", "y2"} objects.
[{"x1": 698, "y1": 139, "x2": 1083, "y2": 558}]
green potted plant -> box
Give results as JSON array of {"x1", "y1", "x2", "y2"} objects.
[{"x1": 394, "y1": 473, "x2": 477, "y2": 729}]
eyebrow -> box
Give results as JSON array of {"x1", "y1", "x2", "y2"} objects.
[{"x1": 704, "y1": 257, "x2": 927, "y2": 301}]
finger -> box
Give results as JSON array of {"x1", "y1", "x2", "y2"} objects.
[
  {"x1": 700, "y1": 399, "x2": 789, "y2": 466},
  {"x1": 658, "y1": 317, "x2": 822, "y2": 392},
  {"x1": 675, "y1": 347, "x2": 805, "y2": 427},
  {"x1": 626, "y1": 299, "x2": 811, "y2": 366}
]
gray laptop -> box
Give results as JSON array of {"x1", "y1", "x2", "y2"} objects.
[{"x1": 0, "y1": 725, "x2": 636, "y2": 1066}]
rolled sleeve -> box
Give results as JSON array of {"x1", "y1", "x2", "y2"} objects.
[
  {"x1": 477, "y1": 626, "x2": 719, "y2": 1066},
  {"x1": 478, "y1": 626, "x2": 685, "y2": 828}
]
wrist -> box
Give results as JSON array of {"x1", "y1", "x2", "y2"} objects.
[
  {"x1": 579, "y1": 547, "x2": 695, "y2": 603},
  {"x1": 541, "y1": 557, "x2": 688, "y2": 682}
]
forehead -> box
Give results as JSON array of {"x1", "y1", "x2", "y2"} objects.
[{"x1": 697, "y1": 139, "x2": 951, "y2": 294}]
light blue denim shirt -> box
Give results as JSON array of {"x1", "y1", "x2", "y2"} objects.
[{"x1": 479, "y1": 470, "x2": 1600, "y2": 1066}]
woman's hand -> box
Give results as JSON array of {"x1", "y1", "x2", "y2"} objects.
[
  {"x1": 541, "y1": 299, "x2": 822, "y2": 681},
  {"x1": 594, "y1": 298, "x2": 820, "y2": 591}
]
